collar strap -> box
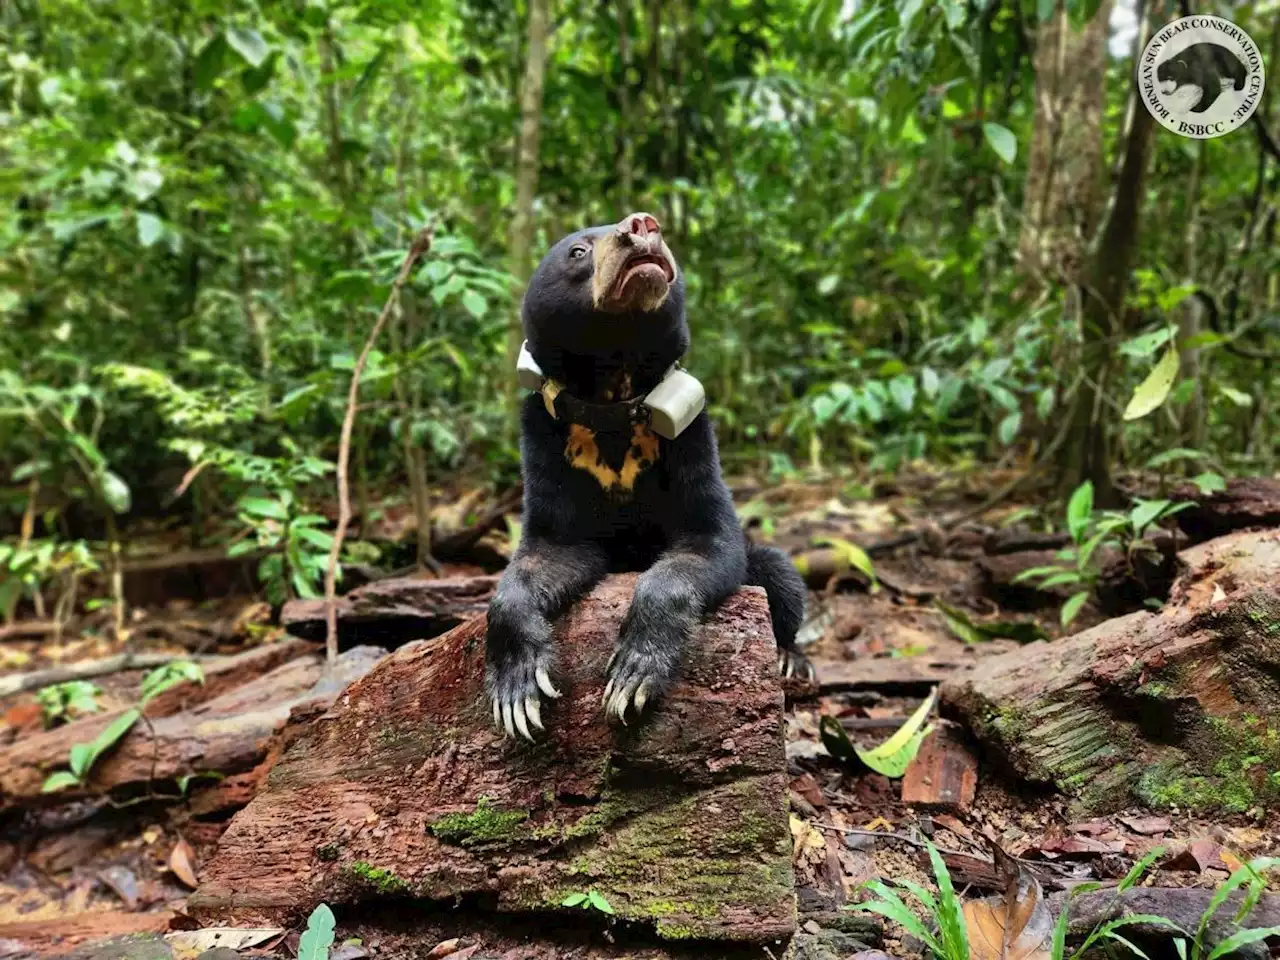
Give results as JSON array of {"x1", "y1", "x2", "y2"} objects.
[{"x1": 516, "y1": 340, "x2": 705, "y2": 440}]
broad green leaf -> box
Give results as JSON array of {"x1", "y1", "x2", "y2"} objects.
[
  {"x1": 1066, "y1": 481, "x2": 1094, "y2": 543},
  {"x1": 889, "y1": 375, "x2": 916, "y2": 413},
  {"x1": 1218, "y1": 385, "x2": 1253, "y2": 407},
  {"x1": 921, "y1": 367, "x2": 940, "y2": 398},
  {"x1": 998, "y1": 412, "x2": 1021, "y2": 445},
  {"x1": 1129, "y1": 499, "x2": 1171, "y2": 535},
  {"x1": 1061, "y1": 591, "x2": 1089, "y2": 626},
  {"x1": 1038, "y1": 0, "x2": 1057, "y2": 21},
  {"x1": 461, "y1": 290, "x2": 487, "y2": 320},
  {"x1": 1123, "y1": 347, "x2": 1179, "y2": 420},
  {"x1": 69, "y1": 743, "x2": 94, "y2": 779},
  {"x1": 813, "y1": 537, "x2": 876, "y2": 584},
  {"x1": 1146, "y1": 447, "x2": 1204, "y2": 469},
  {"x1": 561, "y1": 892, "x2": 588, "y2": 907},
  {"x1": 900, "y1": 113, "x2": 926, "y2": 145},
  {"x1": 1120, "y1": 328, "x2": 1173, "y2": 358},
  {"x1": 1036, "y1": 387, "x2": 1055, "y2": 419},
  {"x1": 239, "y1": 496, "x2": 288, "y2": 520},
  {"x1": 854, "y1": 687, "x2": 938, "y2": 777},
  {"x1": 588, "y1": 890, "x2": 615, "y2": 914},
  {"x1": 42, "y1": 771, "x2": 82, "y2": 793},
  {"x1": 1191, "y1": 472, "x2": 1226, "y2": 496},
  {"x1": 226, "y1": 27, "x2": 270, "y2": 67},
  {"x1": 193, "y1": 34, "x2": 228, "y2": 89},
  {"x1": 136, "y1": 213, "x2": 164, "y2": 248},
  {"x1": 298, "y1": 903, "x2": 336, "y2": 960},
  {"x1": 99, "y1": 470, "x2": 132, "y2": 514},
  {"x1": 982, "y1": 123, "x2": 1017, "y2": 164},
  {"x1": 817, "y1": 274, "x2": 839, "y2": 295}
]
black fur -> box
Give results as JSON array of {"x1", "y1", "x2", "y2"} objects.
[
  {"x1": 1157, "y1": 42, "x2": 1248, "y2": 114},
  {"x1": 485, "y1": 215, "x2": 812, "y2": 738}
]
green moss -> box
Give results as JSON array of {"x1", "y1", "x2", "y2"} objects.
[
  {"x1": 346, "y1": 860, "x2": 410, "y2": 895},
  {"x1": 1136, "y1": 717, "x2": 1280, "y2": 813},
  {"x1": 315, "y1": 842, "x2": 340, "y2": 862},
  {"x1": 428, "y1": 796, "x2": 530, "y2": 847}
]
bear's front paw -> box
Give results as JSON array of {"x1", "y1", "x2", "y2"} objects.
[
  {"x1": 601, "y1": 640, "x2": 680, "y2": 725},
  {"x1": 486, "y1": 650, "x2": 560, "y2": 742},
  {"x1": 778, "y1": 647, "x2": 817, "y2": 684}
]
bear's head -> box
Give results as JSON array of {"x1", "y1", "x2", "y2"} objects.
[{"x1": 521, "y1": 212, "x2": 687, "y2": 389}]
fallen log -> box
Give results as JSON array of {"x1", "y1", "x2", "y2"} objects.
[
  {"x1": 943, "y1": 529, "x2": 1280, "y2": 815},
  {"x1": 1174, "y1": 475, "x2": 1280, "y2": 543},
  {"x1": 190, "y1": 575, "x2": 795, "y2": 948},
  {"x1": 1058, "y1": 888, "x2": 1280, "y2": 960},
  {"x1": 0, "y1": 645, "x2": 384, "y2": 809},
  {"x1": 281, "y1": 573, "x2": 497, "y2": 647}
]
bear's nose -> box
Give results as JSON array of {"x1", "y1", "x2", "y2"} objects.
[{"x1": 619, "y1": 212, "x2": 661, "y2": 239}]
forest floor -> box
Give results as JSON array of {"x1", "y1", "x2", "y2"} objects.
[{"x1": 1, "y1": 466, "x2": 1278, "y2": 959}]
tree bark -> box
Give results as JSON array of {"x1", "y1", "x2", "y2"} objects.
[
  {"x1": 507, "y1": 0, "x2": 551, "y2": 415},
  {"x1": 1056, "y1": 0, "x2": 1157, "y2": 505},
  {"x1": 1015, "y1": 0, "x2": 1114, "y2": 292}
]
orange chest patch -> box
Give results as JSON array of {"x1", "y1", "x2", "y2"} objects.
[{"x1": 564, "y1": 424, "x2": 660, "y2": 493}]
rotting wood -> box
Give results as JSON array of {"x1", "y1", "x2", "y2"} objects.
[
  {"x1": 0, "y1": 645, "x2": 384, "y2": 809},
  {"x1": 190, "y1": 575, "x2": 795, "y2": 946},
  {"x1": 901, "y1": 725, "x2": 979, "y2": 812}
]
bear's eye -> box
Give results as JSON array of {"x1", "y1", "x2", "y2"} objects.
[{"x1": 569, "y1": 245, "x2": 588, "y2": 260}]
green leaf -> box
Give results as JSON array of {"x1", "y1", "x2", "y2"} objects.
[
  {"x1": 1036, "y1": 387, "x2": 1055, "y2": 419},
  {"x1": 1145, "y1": 447, "x2": 1205, "y2": 469},
  {"x1": 294, "y1": 527, "x2": 335, "y2": 550},
  {"x1": 461, "y1": 290, "x2": 487, "y2": 320},
  {"x1": 997, "y1": 412, "x2": 1021, "y2": 445},
  {"x1": 99, "y1": 470, "x2": 132, "y2": 514},
  {"x1": 298, "y1": 903, "x2": 336, "y2": 960},
  {"x1": 1204, "y1": 926, "x2": 1280, "y2": 960},
  {"x1": 889, "y1": 375, "x2": 916, "y2": 413},
  {"x1": 1191, "y1": 472, "x2": 1226, "y2": 496},
  {"x1": 561, "y1": 892, "x2": 589, "y2": 907},
  {"x1": 854, "y1": 687, "x2": 938, "y2": 777},
  {"x1": 141, "y1": 661, "x2": 203, "y2": 705},
  {"x1": 1061, "y1": 591, "x2": 1089, "y2": 627},
  {"x1": 1123, "y1": 347, "x2": 1179, "y2": 421},
  {"x1": 817, "y1": 274, "x2": 840, "y2": 295},
  {"x1": 1120, "y1": 328, "x2": 1174, "y2": 358},
  {"x1": 238, "y1": 496, "x2": 288, "y2": 520},
  {"x1": 42, "y1": 771, "x2": 82, "y2": 793},
  {"x1": 1129, "y1": 499, "x2": 1171, "y2": 535},
  {"x1": 1066, "y1": 481, "x2": 1094, "y2": 543},
  {"x1": 1218, "y1": 384, "x2": 1253, "y2": 407},
  {"x1": 587, "y1": 890, "x2": 615, "y2": 914},
  {"x1": 982, "y1": 123, "x2": 1017, "y2": 164},
  {"x1": 226, "y1": 26, "x2": 270, "y2": 67},
  {"x1": 193, "y1": 34, "x2": 229, "y2": 89},
  {"x1": 812, "y1": 537, "x2": 876, "y2": 585},
  {"x1": 921, "y1": 367, "x2": 940, "y2": 398},
  {"x1": 136, "y1": 213, "x2": 164, "y2": 248},
  {"x1": 69, "y1": 742, "x2": 94, "y2": 779}
]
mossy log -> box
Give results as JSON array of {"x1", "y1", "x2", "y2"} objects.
[
  {"x1": 189, "y1": 575, "x2": 794, "y2": 947},
  {"x1": 943, "y1": 529, "x2": 1280, "y2": 815}
]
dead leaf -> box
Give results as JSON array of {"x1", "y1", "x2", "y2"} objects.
[
  {"x1": 426, "y1": 940, "x2": 465, "y2": 958},
  {"x1": 166, "y1": 927, "x2": 284, "y2": 959},
  {"x1": 331, "y1": 945, "x2": 372, "y2": 960},
  {"x1": 99, "y1": 865, "x2": 140, "y2": 910},
  {"x1": 791, "y1": 773, "x2": 827, "y2": 810},
  {"x1": 962, "y1": 844, "x2": 1054, "y2": 960},
  {"x1": 935, "y1": 814, "x2": 975, "y2": 842},
  {"x1": 1166, "y1": 838, "x2": 1225, "y2": 873},
  {"x1": 168, "y1": 837, "x2": 199, "y2": 889},
  {"x1": 1118, "y1": 815, "x2": 1171, "y2": 836}
]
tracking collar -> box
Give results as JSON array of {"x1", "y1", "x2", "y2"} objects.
[{"x1": 516, "y1": 340, "x2": 705, "y2": 440}]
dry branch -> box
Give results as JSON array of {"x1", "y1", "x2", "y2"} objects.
[{"x1": 323, "y1": 226, "x2": 436, "y2": 665}]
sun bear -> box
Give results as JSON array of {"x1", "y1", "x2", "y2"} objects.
[
  {"x1": 1157, "y1": 41, "x2": 1249, "y2": 114},
  {"x1": 485, "y1": 212, "x2": 813, "y2": 739}
]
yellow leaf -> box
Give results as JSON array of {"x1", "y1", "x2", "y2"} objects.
[
  {"x1": 1123, "y1": 346, "x2": 1179, "y2": 421},
  {"x1": 962, "y1": 844, "x2": 1053, "y2": 960}
]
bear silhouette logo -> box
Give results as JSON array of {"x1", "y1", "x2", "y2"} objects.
[{"x1": 1139, "y1": 15, "x2": 1265, "y2": 140}]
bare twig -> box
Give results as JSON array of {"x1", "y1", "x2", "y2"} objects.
[{"x1": 323, "y1": 225, "x2": 436, "y2": 666}]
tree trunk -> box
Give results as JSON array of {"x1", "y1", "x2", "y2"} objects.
[
  {"x1": 1178, "y1": 142, "x2": 1206, "y2": 452},
  {"x1": 1015, "y1": 0, "x2": 1114, "y2": 292},
  {"x1": 616, "y1": 0, "x2": 634, "y2": 204},
  {"x1": 1056, "y1": 0, "x2": 1157, "y2": 505},
  {"x1": 507, "y1": 0, "x2": 551, "y2": 416}
]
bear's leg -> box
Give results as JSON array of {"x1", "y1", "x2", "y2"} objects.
[
  {"x1": 746, "y1": 543, "x2": 815, "y2": 682},
  {"x1": 603, "y1": 537, "x2": 743, "y2": 723},
  {"x1": 485, "y1": 538, "x2": 607, "y2": 740}
]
